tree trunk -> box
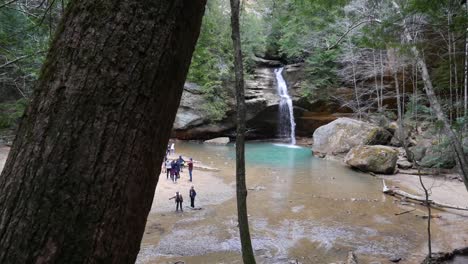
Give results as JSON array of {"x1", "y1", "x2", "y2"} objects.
[
  {"x1": 372, "y1": 49, "x2": 381, "y2": 111},
  {"x1": 380, "y1": 49, "x2": 385, "y2": 110},
  {"x1": 392, "y1": 1, "x2": 468, "y2": 192},
  {"x1": 465, "y1": 1, "x2": 468, "y2": 120},
  {"x1": 229, "y1": 0, "x2": 256, "y2": 263},
  {"x1": 0, "y1": 0, "x2": 206, "y2": 263}
]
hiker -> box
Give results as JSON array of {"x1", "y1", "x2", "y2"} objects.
[
  {"x1": 165, "y1": 158, "x2": 172, "y2": 180},
  {"x1": 189, "y1": 186, "x2": 196, "y2": 208},
  {"x1": 169, "y1": 192, "x2": 183, "y2": 212},
  {"x1": 173, "y1": 159, "x2": 180, "y2": 179},
  {"x1": 188, "y1": 158, "x2": 194, "y2": 182},
  {"x1": 170, "y1": 160, "x2": 177, "y2": 183},
  {"x1": 166, "y1": 144, "x2": 171, "y2": 156},
  {"x1": 170, "y1": 142, "x2": 175, "y2": 154},
  {"x1": 177, "y1": 155, "x2": 185, "y2": 172}
]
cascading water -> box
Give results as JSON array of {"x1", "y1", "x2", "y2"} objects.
[{"x1": 274, "y1": 67, "x2": 296, "y2": 145}]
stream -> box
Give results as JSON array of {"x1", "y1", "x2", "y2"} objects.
[{"x1": 138, "y1": 142, "x2": 462, "y2": 264}]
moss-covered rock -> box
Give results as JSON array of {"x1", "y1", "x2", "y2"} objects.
[
  {"x1": 420, "y1": 144, "x2": 456, "y2": 169},
  {"x1": 344, "y1": 145, "x2": 398, "y2": 174},
  {"x1": 408, "y1": 145, "x2": 427, "y2": 161},
  {"x1": 312, "y1": 118, "x2": 392, "y2": 155}
]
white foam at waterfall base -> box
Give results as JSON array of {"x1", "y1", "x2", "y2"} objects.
[
  {"x1": 273, "y1": 143, "x2": 301, "y2": 149},
  {"x1": 274, "y1": 67, "x2": 296, "y2": 145}
]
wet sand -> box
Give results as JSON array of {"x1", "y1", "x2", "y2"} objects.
[
  {"x1": 1, "y1": 144, "x2": 468, "y2": 263},
  {"x1": 385, "y1": 172, "x2": 468, "y2": 254}
]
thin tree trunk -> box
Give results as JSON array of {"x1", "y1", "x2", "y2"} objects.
[
  {"x1": 414, "y1": 61, "x2": 419, "y2": 122},
  {"x1": 392, "y1": 55, "x2": 413, "y2": 160},
  {"x1": 419, "y1": 172, "x2": 432, "y2": 261},
  {"x1": 0, "y1": 0, "x2": 206, "y2": 262},
  {"x1": 448, "y1": 13, "x2": 454, "y2": 122},
  {"x1": 352, "y1": 59, "x2": 361, "y2": 119},
  {"x1": 465, "y1": 1, "x2": 468, "y2": 120},
  {"x1": 380, "y1": 49, "x2": 385, "y2": 109},
  {"x1": 453, "y1": 30, "x2": 459, "y2": 121},
  {"x1": 392, "y1": 1, "x2": 468, "y2": 191},
  {"x1": 373, "y1": 49, "x2": 381, "y2": 111},
  {"x1": 402, "y1": 65, "x2": 406, "y2": 116},
  {"x1": 229, "y1": 0, "x2": 256, "y2": 263}
]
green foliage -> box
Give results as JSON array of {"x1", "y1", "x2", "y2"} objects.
[
  {"x1": 302, "y1": 49, "x2": 340, "y2": 99},
  {"x1": 405, "y1": 95, "x2": 433, "y2": 120},
  {"x1": 187, "y1": 0, "x2": 269, "y2": 122},
  {"x1": 420, "y1": 137, "x2": 456, "y2": 169},
  {"x1": 0, "y1": 99, "x2": 27, "y2": 129},
  {"x1": 186, "y1": 0, "x2": 232, "y2": 122},
  {"x1": 0, "y1": 3, "x2": 51, "y2": 80},
  {"x1": 200, "y1": 80, "x2": 229, "y2": 121}
]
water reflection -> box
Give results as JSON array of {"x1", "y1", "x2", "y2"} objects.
[{"x1": 142, "y1": 141, "x2": 435, "y2": 263}]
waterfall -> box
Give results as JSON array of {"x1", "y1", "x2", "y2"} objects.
[{"x1": 274, "y1": 67, "x2": 296, "y2": 145}]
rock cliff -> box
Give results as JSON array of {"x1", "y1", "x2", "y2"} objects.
[{"x1": 172, "y1": 58, "x2": 351, "y2": 140}]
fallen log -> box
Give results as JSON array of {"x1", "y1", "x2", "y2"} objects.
[
  {"x1": 382, "y1": 180, "x2": 468, "y2": 212},
  {"x1": 395, "y1": 208, "x2": 416, "y2": 216},
  {"x1": 397, "y1": 170, "x2": 434, "y2": 176}
]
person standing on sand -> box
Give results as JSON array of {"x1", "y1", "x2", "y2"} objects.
[
  {"x1": 170, "y1": 160, "x2": 177, "y2": 183},
  {"x1": 170, "y1": 142, "x2": 175, "y2": 155},
  {"x1": 188, "y1": 158, "x2": 194, "y2": 182},
  {"x1": 174, "y1": 159, "x2": 180, "y2": 179},
  {"x1": 189, "y1": 186, "x2": 196, "y2": 208},
  {"x1": 169, "y1": 191, "x2": 183, "y2": 212},
  {"x1": 165, "y1": 158, "x2": 172, "y2": 180},
  {"x1": 177, "y1": 155, "x2": 185, "y2": 172}
]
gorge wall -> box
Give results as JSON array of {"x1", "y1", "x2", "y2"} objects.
[{"x1": 172, "y1": 58, "x2": 353, "y2": 140}]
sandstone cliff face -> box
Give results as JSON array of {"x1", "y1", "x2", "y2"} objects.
[
  {"x1": 172, "y1": 58, "x2": 351, "y2": 140},
  {"x1": 172, "y1": 66, "x2": 280, "y2": 139}
]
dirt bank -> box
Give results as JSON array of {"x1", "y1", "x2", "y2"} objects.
[{"x1": 384, "y1": 172, "x2": 468, "y2": 254}]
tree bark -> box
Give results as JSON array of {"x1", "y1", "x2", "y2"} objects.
[
  {"x1": 229, "y1": 0, "x2": 256, "y2": 263},
  {"x1": 465, "y1": 1, "x2": 468, "y2": 120},
  {"x1": 392, "y1": 0, "x2": 468, "y2": 192},
  {"x1": 0, "y1": 0, "x2": 206, "y2": 263}
]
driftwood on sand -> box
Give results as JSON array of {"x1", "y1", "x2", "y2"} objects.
[{"x1": 382, "y1": 180, "x2": 468, "y2": 211}]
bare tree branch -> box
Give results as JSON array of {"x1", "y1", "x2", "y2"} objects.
[
  {"x1": 0, "y1": 51, "x2": 45, "y2": 69},
  {"x1": 0, "y1": 0, "x2": 18, "y2": 9}
]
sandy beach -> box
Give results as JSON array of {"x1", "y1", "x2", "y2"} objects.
[{"x1": 1, "y1": 144, "x2": 468, "y2": 263}]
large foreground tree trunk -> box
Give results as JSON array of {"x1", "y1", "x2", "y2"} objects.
[
  {"x1": 230, "y1": 0, "x2": 256, "y2": 263},
  {"x1": 0, "y1": 0, "x2": 206, "y2": 262}
]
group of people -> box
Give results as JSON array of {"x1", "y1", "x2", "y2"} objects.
[
  {"x1": 164, "y1": 155, "x2": 194, "y2": 183},
  {"x1": 169, "y1": 186, "x2": 197, "y2": 212},
  {"x1": 164, "y1": 141, "x2": 198, "y2": 212}
]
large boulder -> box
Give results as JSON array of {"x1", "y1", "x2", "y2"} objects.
[
  {"x1": 420, "y1": 144, "x2": 456, "y2": 169},
  {"x1": 344, "y1": 145, "x2": 399, "y2": 174},
  {"x1": 204, "y1": 137, "x2": 230, "y2": 145},
  {"x1": 312, "y1": 118, "x2": 392, "y2": 155}
]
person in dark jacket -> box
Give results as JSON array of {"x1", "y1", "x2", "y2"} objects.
[
  {"x1": 169, "y1": 191, "x2": 183, "y2": 212},
  {"x1": 173, "y1": 159, "x2": 180, "y2": 179},
  {"x1": 177, "y1": 155, "x2": 185, "y2": 172},
  {"x1": 170, "y1": 160, "x2": 177, "y2": 183},
  {"x1": 188, "y1": 158, "x2": 194, "y2": 182},
  {"x1": 189, "y1": 186, "x2": 196, "y2": 208}
]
